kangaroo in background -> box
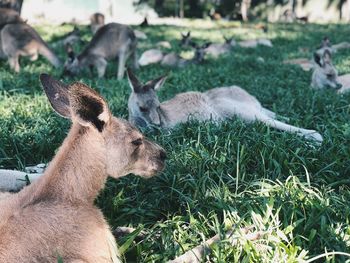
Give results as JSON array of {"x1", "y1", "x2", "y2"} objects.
[
  {"x1": 127, "y1": 69, "x2": 323, "y2": 143},
  {"x1": 311, "y1": 40, "x2": 350, "y2": 92},
  {"x1": 0, "y1": 74, "x2": 166, "y2": 262},
  {"x1": 311, "y1": 48, "x2": 341, "y2": 90},
  {"x1": 0, "y1": 8, "x2": 23, "y2": 28},
  {"x1": 318, "y1": 36, "x2": 350, "y2": 53},
  {"x1": 0, "y1": 23, "x2": 61, "y2": 72},
  {"x1": 90, "y1": 12, "x2": 105, "y2": 34},
  {"x1": 53, "y1": 26, "x2": 82, "y2": 47},
  {"x1": 180, "y1": 31, "x2": 193, "y2": 47},
  {"x1": 63, "y1": 22, "x2": 138, "y2": 79},
  {"x1": 204, "y1": 37, "x2": 235, "y2": 58},
  {"x1": 139, "y1": 43, "x2": 209, "y2": 67},
  {"x1": 161, "y1": 42, "x2": 210, "y2": 67}
]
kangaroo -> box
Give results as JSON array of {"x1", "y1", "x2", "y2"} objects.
[
  {"x1": 139, "y1": 43, "x2": 208, "y2": 67},
  {"x1": 180, "y1": 31, "x2": 193, "y2": 47},
  {"x1": 161, "y1": 43, "x2": 210, "y2": 67},
  {"x1": 311, "y1": 48, "x2": 342, "y2": 90},
  {"x1": 0, "y1": 23, "x2": 61, "y2": 72},
  {"x1": 127, "y1": 69, "x2": 323, "y2": 143},
  {"x1": 0, "y1": 74, "x2": 166, "y2": 262},
  {"x1": 0, "y1": 7, "x2": 23, "y2": 28},
  {"x1": 204, "y1": 37, "x2": 235, "y2": 58},
  {"x1": 53, "y1": 26, "x2": 82, "y2": 47},
  {"x1": 319, "y1": 36, "x2": 350, "y2": 53},
  {"x1": 90, "y1": 12, "x2": 105, "y2": 34},
  {"x1": 63, "y1": 22, "x2": 138, "y2": 79}
]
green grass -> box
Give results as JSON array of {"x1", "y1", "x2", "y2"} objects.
[{"x1": 1, "y1": 21, "x2": 350, "y2": 262}]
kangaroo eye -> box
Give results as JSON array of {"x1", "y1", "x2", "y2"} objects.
[
  {"x1": 131, "y1": 138, "x2": 143, "y2": 146},
  {"x1": 139, "y1": 106, "x2": 148, "y2": 112}
]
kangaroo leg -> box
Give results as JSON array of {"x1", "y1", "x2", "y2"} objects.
[
  {"x1": 8, "y1": 55, "x2": 20, "y2": 72},
  {"x1": 29, "y1": 52, "x2": 38, "y2": 61},
  {"x1": 131, "y1": 50, "x2": 139, "y2": 70},
  {"x1": 117, "y1": 50, "x2": 127, "y2": 80},
  {"x1": 94, "y1": 57, "x2": 107, "y2": 78},
  {"x1": 262, "y1": 107, "x2": 290, "y2": 121},
  {"x1": 257, "y1": 116, "x2": 323, "y2": 143},
  {"x1": 261, "y1": 108, "x2": 276, "y2": 119}
]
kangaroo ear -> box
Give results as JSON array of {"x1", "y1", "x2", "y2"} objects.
[
  {"x1": 187, "y1": 31, "x2": 191, "y2": 37},
  {"x1": 127, "y1": 68, "x2": 142, "y2": 93},
  {"x1": 313, "y1": 52, "x2": 322, "y2": 67},
  {"x1": 39, "y1": 74, "x2": 71, "y2": 118},
  {"x1": 68, "y1": 83, "x2": 111, "y2": 132},
  {"x1": 145, "y1": 75, "x2": 167, "y2": 91}
]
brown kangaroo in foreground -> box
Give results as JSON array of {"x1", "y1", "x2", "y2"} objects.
[
  {"x1": 63, "y1": 22, "x2": 138, "y2": 79},
  {"x1": 0, "y1": 23, "x2": 61, "y2": 71},
  {"x1": 127, "y1": 70, "x2": 323, "y2": 143},
  {"x1": 0, "y1": 74, "x2": 166, "y2": 262}
]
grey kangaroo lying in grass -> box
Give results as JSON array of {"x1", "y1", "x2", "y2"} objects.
[
  {"x1": 0, "y1": 74, "x2": 166, "y2": 262},
  {"x1": 127, "y1": 69, "x2": 323, "y2": 143},
  {"x1": 311, "y1": 43, "x2": 350, "y2": 93},
  {"x1": 0, "y1": 22, "x2": 61, "y2": 71},
  {"x1": 63, "y1": 22, "x2": 138, "y2": 79}
]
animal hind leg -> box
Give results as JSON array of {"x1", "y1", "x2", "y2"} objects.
[
  {"x1": 8, "y1": 55, "x2": 20, "y2": 72},
  {"x1": 94, "y1": 57, "x2": 107, "y2": 78},
  {"x1": 131, "y1": 50, "x2": 139, "y2": 70},
  {"x1": 261, "y1": 108, "x2": 276, "y2": 119},
  {"x1": 257, "y1": 115, "x2": 323, "y2": 143},
  {"x1": 117, "y1": 50, "x2": 127, "y2": 80}
]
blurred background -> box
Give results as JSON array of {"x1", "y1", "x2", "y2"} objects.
[{"x1": 1, "y1": 0, "x2": 349, "y2": 25}]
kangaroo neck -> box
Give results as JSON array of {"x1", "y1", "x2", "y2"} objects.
[
  {"x1": 19, "y1": 124, "x2": 107, "y2": 206},
  {"x1": 157, "y1": 105, "x2": 170, "y2": 128}
]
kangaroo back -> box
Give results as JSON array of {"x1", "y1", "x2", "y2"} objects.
[{"x1": 0, "y1": 8, "x2": 23, "y2": 28}]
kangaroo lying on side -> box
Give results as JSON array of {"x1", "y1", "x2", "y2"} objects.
[
  {"x1": 179, "y1": 31, "x2": 272, "y2": 50},
  {"x1": 311, "y1": 48, "x2": 342, "y2": 90},
  {"x1": 139, "y1": 43, "x2": 209, "y2": 67},
  {"x1": 0, "y1": 74, "x2": 166, "y2": 262},
  {"x1": 53, "y1": 26, "x2": 82, "y2": 47},
  {"x1": 0, "y1": 23, "x2": 61, "y2": 72},
  {"x1": 161, "y1": 43, "x2": 210, "y2": 67},
  {"x1": 311, "y1": 46, "x2": 350, "y2": 93},
  {"x1": 63, "y1": 22, "x2": 138, "y2": 79},
  {"x1": 127, "y1": 70, "x2": 323, "y2": 143}
]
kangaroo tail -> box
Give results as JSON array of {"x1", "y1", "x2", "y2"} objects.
[{"x1": 39, "y1": 45, "x2": 61, "y2": 68}]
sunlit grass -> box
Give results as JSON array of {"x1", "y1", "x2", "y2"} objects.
[{"x1": 0, "y1": 21, "x2": 350, "y2": 262}]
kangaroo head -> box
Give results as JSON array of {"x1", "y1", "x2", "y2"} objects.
[
  {"x1": 62, "y1": 44, "x2": 81, "y2": 76},
  {"x1": 223, "y1": 36, "x2": 236, "y2": 46},
  {"x1": 180, "y1": 31, "x2": 192, "y2": 47},
  {"x1": 313, "y1": 49, "x2": 341, "y2": 90},
  {"x1": 127, "y1": 69, "x2": 167, "y2": 128},
  {"x1": 40, "y1": 74, "x2": 166, "y2": 178},
  {"x1": 191, "y1": 42, "x2": 211, "y2": 64},
  {"x1": 90, "y1": 12, "x2": 105, "y2": 34}
]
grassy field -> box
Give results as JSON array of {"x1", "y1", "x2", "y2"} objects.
[{"x1": 0, "y1": 21, "x2": 350, "y2": 262}]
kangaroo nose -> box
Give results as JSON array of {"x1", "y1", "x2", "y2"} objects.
[{"x1": 159, "y1": 150, "x2": 167, "y2": 161}]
